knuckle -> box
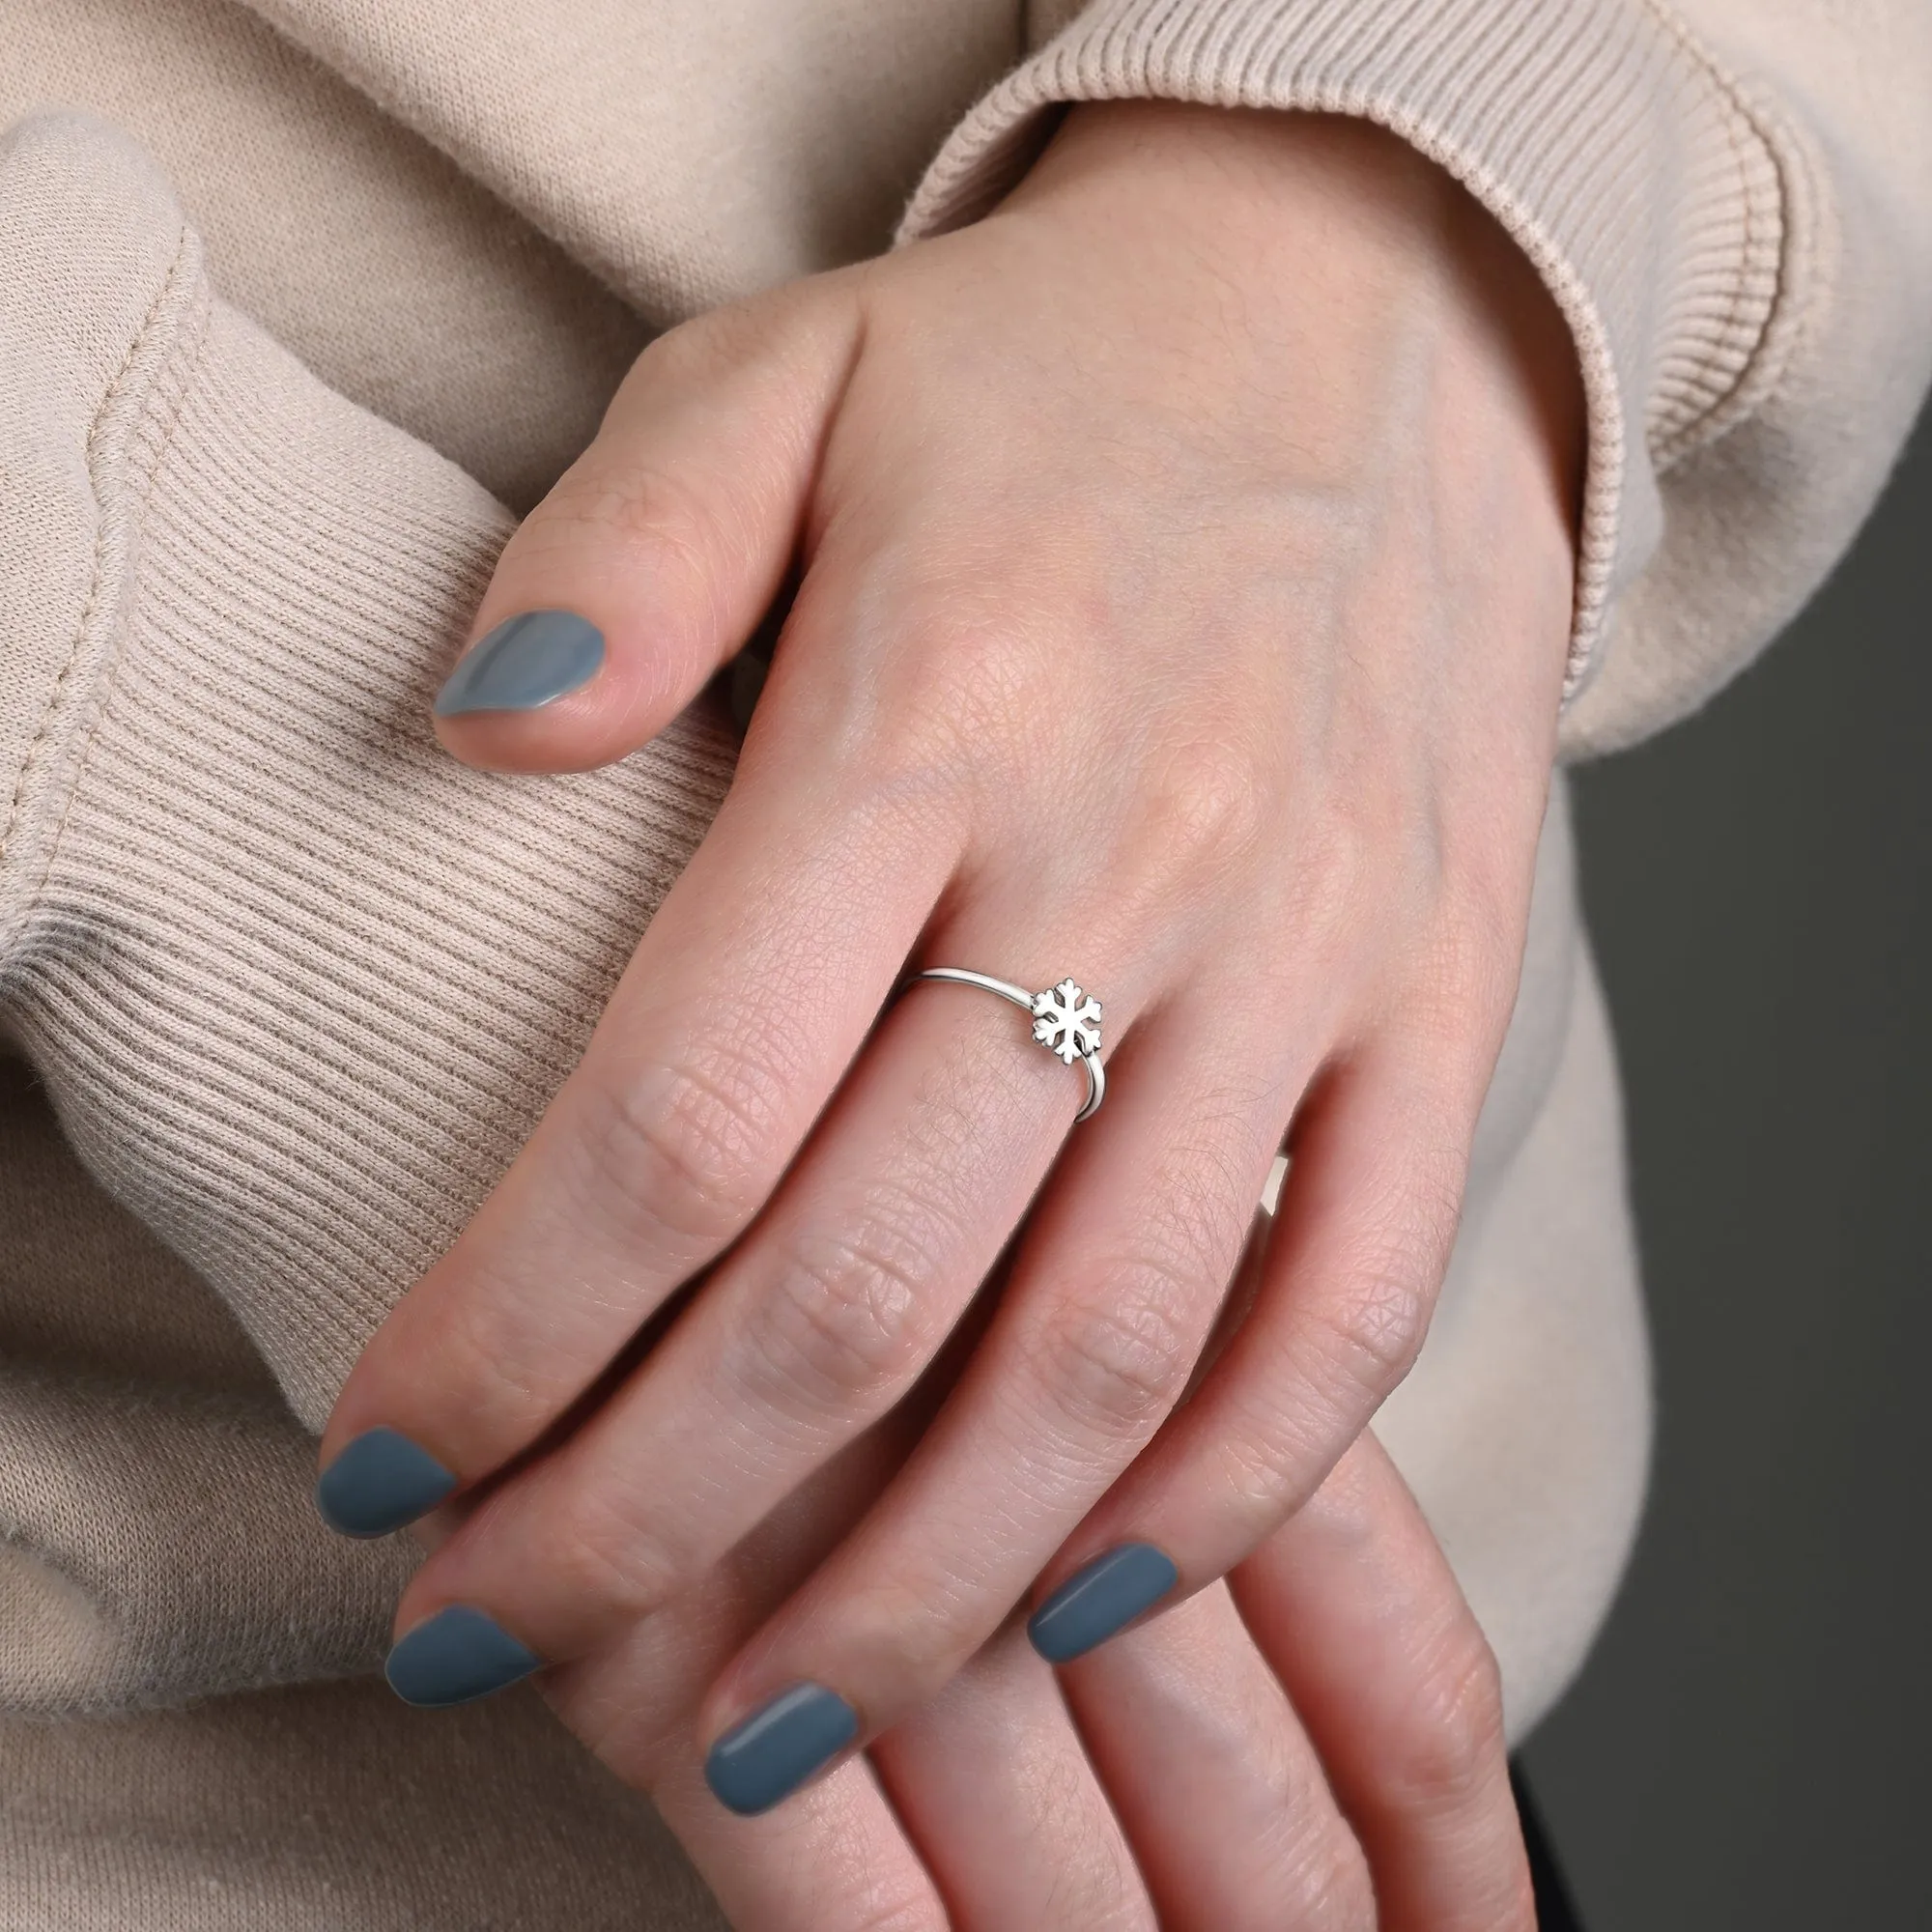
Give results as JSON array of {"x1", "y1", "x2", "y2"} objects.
[
  {"x1": 1387, "y1": 1622, "x2": 1510, "y2": 1818},
  {"x1": 746, "y1": 1223, "x2": 944, "y2": 1415},
  {"x1": 1325, "y1": 1252, "x2": 1435, "y2": 1395},
  {"x1": 1301, "y1": 801, "x2": 1372, "y2": 914},
  {"x1": 1322, "y1": 1183, "x2": 1462, "y2": 1398},
  {"x1": 849, "y1": 701, "x2": 987, "y2": 829},
  {"x1": 1209, "y1": 1408, "x2": 1319, "y2": 1516},
  {"x1": 537, "y1": 461, "x2": 716, "y2": 588},
  {"x1": 1132, "y1": 734, "x2": 1273, "y2": 891},
  {"x1": 630, "y1": 296, "x2": 769, "y2": 388},
  {"x1": 868, "y1": 595, "x2": 1061, "y2": 791},
  {"x1": 1034, "y1": 1266, "x2": 1204, "y2": 1441},
  {"x1": 582, "y1": 1041, "x2": 789, "y2": 1250}
]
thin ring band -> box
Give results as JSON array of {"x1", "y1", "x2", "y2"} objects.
[{"x1": 910, "y1": 968, "x2": 1106, "y2": 1122}]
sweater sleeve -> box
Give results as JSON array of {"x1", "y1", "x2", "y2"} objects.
[
  {"x1": 0, "y1": 110, "x2": 738, "y2": 1440},
  {"x1": 899, "y1": 0, "x2": 1932, "y2": 756}
]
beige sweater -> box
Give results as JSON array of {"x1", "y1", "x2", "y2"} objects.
[{"x1": 1, "y1": 1, "x2": 1927, "y2": 1923}]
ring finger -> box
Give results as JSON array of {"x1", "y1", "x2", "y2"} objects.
[{"x1": 1231, "y1": 1433, "x2": 1534, "y2": 1932}]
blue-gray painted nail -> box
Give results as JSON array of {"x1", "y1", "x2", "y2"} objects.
[
  {"x1": 703, "y1": 1683, "x2": 860, "y2": 1816},
  {"x1": 1027, "y1": 1543, "x2": 1179, "y2": 1663},
  {"x1": 384, "y1": 1605, "x2": 543, "y2": 1709},
  {"x1": 314, "y1": 1426, "x2": 456, "y2": 1539},
  {"x1": 433, "y1": 610, "x2": 605, "y2": 715}
]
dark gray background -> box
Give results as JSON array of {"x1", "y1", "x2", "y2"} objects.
[{"x1": 1519, "y1": 412, "x2": 1932, "y2": 1926}]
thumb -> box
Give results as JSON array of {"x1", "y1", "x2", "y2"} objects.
[{"x1": 432, "y1": 277, "x2": 861, "y2": 772}]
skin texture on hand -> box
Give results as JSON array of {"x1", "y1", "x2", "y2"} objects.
[
  {"x1": 316, "y1": 96, "x2": 1583, "y2": 1864},
  {"x1": 532, "y1": 1398, "x2": 1533, "y2": 1929}
]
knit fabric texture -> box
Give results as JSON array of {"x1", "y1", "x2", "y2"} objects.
[{"x1": 0, "y1": 0, "x2": 1928, "y2": 1921}]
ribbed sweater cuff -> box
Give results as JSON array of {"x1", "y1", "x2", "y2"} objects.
[
  {"x1": 0, "y1": 115, "x2": 736, "y2": 1431},
  {"x1": 0, "y1": 115, "x2": 207, "y2": 961},
  {"x1": 900, "y1": 0, "x2": 1786, "y2": 700}
]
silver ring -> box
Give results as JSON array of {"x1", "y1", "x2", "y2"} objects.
[{"x1": 909, "y1": 968, "x2": 1105, "y2": 1122}]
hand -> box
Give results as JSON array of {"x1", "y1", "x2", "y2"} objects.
[
  {"x1": 525, "y1": 1394, "x2": 1534, "y2": 1930},
  {"x1": 318, "y1": 101, "x2": 1582, "y2": 1803}
]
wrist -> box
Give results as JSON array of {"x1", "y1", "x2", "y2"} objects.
[{"x1": 1004, "y1": 100, "x2": 1585, "y2": 606}]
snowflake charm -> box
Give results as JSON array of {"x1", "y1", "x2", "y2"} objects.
[{"x1": 1031, "y1": 979, "x2": 1103, "y2": 1065}]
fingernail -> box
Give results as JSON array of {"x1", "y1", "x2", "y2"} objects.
[
  {"x1": 314, "y1": 1426, "x2": 456, "y2": 1538},
  {"x1": 384, "y1": 1605, "x2": 543, "y2": 1708},
  {"x1": 703, "y1": 1683, "x2": 860, "y2": 1816},
  {"x1": 433, "y1": 610, "x2": 605, "y2": 715},
  {"x1": 1027, "y1": 1543, "x2": 1179, "y2": 1663}
]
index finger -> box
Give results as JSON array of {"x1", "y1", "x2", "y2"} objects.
[
  {"x1": 538, "y1": 1430, "x2": 954, "y2": 1932},
  {"x1": 314, "y1": 735, "x2": 959, "y2": 1536},
  {"x1": 1230, "y1": 1433, "x2": 1535, "y2": 1932}
]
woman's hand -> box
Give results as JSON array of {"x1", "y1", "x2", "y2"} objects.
[
  {"x1": 535, "y1": 1406, "x2": 1534, "y2": 1930},
  {"x1": 317, "y1": 100, "x2": 1582, "y2": 1803}
]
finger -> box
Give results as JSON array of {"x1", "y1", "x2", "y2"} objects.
[
  {"x1": 1061, "y1": 1580, "x2": 1374, "y2": 1931},
  {"x1": 655, "y1": 1746, "x2": 948, "y2": 1931},
  {"x1": 1232, "y1": 1433, "x2": 1533, "y2": 1932},
  {"x1": 540, "y1": 1435, "x2": 952, "y2": 1932},
  {"x1": 316, "y1": 728, "x2": 959, "y2": 1540},
  {"x1": 433, "y1": 274, "x2": 862, "y2": 774},
  {"x1": 689, "y1": 979, "x2": 1296, "y2": 1804},
  {"x1": 380, "y1": 961, "x2": 1102, "y2": 1670},
  {"x1": 1030, "y1": 1033, "x2": 1484, "y2": 1644},
  {"x1": 870, "y1": 1623, "x2": 1155, "y2": 1931}
]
